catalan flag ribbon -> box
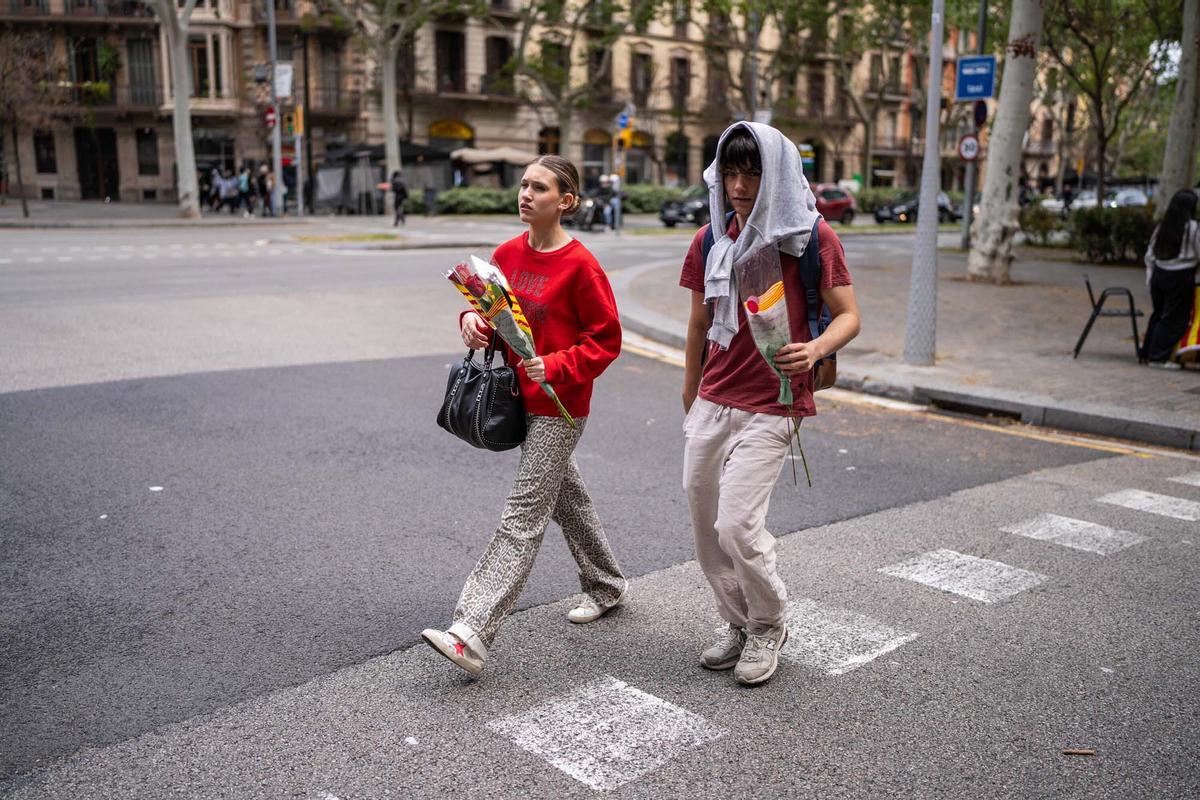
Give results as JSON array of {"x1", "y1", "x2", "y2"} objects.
[
  {"x1": 1176, "y1": 286, "x2": 1200, "y2": 365},
  {"x1": 446, "y1": 255, "x2": 576, "y2": 427}
]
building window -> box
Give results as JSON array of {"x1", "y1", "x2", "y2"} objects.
[
  {"x1": 127, "y1": 38, "x2": 157, "y2": 104},
  {"x1": 1040, "y1": 116, "x2": 1053, "y2": 142},
  {"x1": 484, "y1": 36, "x2": 513, "y2": 94},
  {"x1": 808, "y1": 68, "x2": 825, "y2": 115},
  {"x1": 587, "y1": 43, "x2": 612, "y2": 96},
  {"x1": 706, "y1": 54, "x2": 726, "y2": 108},
  {"x1": 34, "y1": 130, "x2": 57, "y2": 174},
  {"x1": 137, "y1": 128, "x2": 159, "y2": 175},
  {"x1": 540, "y1": 40, "x2": 568, "y2": 96},
  {"x1": 537, "y1": 126, "x2": 560, "y2": 155},
  {"x1": 188, "y1": 36, "x2": 210, "y2": 96},
  {"x1": 630, "y1": 51, "x2": 652, "y2": 109},
  {"x1": 672, "y1": 0, "x2": 690, "y2": 39},
  {"x1": 670, "y1": 56, "x2": 690, "y2": 112},
  {"x1": 435, "y1": 30, "x2": 466, "y2": 93},
  {"x1": 212, "y1": 35, "x2": 223, "y2": 95},
  {"x1": 320, "y1": 42, "x2": 342, "y2": 108}
]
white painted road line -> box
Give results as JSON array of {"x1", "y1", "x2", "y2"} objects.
[
  {"x1": 486, "y1": 675, "x2": 726, "y2": 792},
  {"x1": 1168, "y1": 472, "x2": 1200, "y2": 488},
  {"x1": 1097, "y1": 489, "x2": 1200, "y2": 522},
  {"x1": 1001, "y1": 513, "x2": 1146, "y2": 555},
  {"x1": 879, "y1": 549, "x2": 1049, "y2": 603},
  {"x1": 781, "y1": 598, "x2": 919, "y2": 675}
]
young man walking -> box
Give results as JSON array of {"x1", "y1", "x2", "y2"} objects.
[{"x1": 679, "y1": 122, "x2": 861, "y2": 686}]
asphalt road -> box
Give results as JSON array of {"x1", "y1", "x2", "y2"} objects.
[{"x1": 1, "y1": 222, "x2": 1197, "y2": 797}]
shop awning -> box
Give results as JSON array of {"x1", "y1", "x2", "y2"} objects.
[{"x1": 450, "y1": 146, "x2": 539, "y2": 166}]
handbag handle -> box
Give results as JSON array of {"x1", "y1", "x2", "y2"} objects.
[{"x1": 464, "y1": 330, "x2": 510, "y2": 369}]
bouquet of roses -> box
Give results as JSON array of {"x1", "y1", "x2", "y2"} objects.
[
  {"x1": 736, "y1": 246, "x2": 811, "y2": 484},
  {"x1": 446, "y1": 255, "x2": 576, "y2": 427}
]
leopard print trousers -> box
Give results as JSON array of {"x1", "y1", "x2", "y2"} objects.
[{"x1": 451, "y1": 414, "x2": 626, "y2": 649}]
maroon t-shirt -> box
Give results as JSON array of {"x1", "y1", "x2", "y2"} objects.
[{"x1": 679, "y1": 217, "x2": 852, "y2": 417}]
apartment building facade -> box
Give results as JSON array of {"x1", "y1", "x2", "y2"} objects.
[
  {"x1": 3, "y1": 0, "x2": 1000, "y2": 203},
  {"x1": 1, "y1": 0, "x2": 365, "y2": 202}
]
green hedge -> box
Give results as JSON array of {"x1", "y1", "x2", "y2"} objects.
[
  {"x1": 1019, "y1": 203, "x2": 1063, "y2": 247},
  {"x1": 1067, "y1": 206, "x2": 1154, "y2": 263},
  {"x1": 435, "y1": 186, "x2": 520, "y2": 214},
  {"x1": 621, "y1": 184, "x2": 685, "y2": 213},
  {"x1": 855, "y1": 187, "x2": 909, "y2": 214}
]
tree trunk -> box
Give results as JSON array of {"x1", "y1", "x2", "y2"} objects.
[
  {"x1": 967, "y1": 0, "x2": 1044, "y2": 283},
  {"x1": 164, "y1": 15, "x2": 200, "y2": 218},
  {"x1": 12, "y1": 123, "x2": 28, "y2": 218},
  {"x1": 1158, "y1": 0, "x2": 1199, "y2": 215},
  {"x1": 380, "y1": 43, "x2": 400, "y2": 216}
]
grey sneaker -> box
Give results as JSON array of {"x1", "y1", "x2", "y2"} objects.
[
  {"x1": 701, "y1": 624, "x2": 747, "y2": 670},
  {"x1": 567, "y1": 580, "x2": 628, "y2": 624},
  {"x1": 421, "y1": 628, "x2": 484, "y2": 677},
  {"x1": 734, "y1": 626, "x2": 788, "y2": 686}
]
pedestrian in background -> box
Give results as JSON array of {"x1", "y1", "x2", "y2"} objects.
[
  {"x1": 237, "y1": 166, "x2": 252, "y2": 217},
  {"x1": 679, "y1": 123, "x2": 860, "y2": 686},
  {"x1": 390, "y1": 170, "x2": 408, "y2": 226},
  {"x1": 422, "y1": 155, "x2": 627, "y2": 678},
  {"x1": 257, "y1": 165, "x2": 272, "y2": 217},
  {"x1": 1141, "y1": 189, "x2": 1200, "y2": 369}
]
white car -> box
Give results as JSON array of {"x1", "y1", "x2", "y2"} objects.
[{"x1": 1106, "y1": 189, "x2": 1149, "y2": 208}]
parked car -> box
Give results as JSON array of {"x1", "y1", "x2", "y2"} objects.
[
  {"x1": 873, "y1": 191, "x2": 960, "y2": 224},
  {"x1": 814, "y1": 184, "x2": 856, "y2": 224},
  {"x1": 660, "y1": 184, "x2": 710, "y2": 227},
  {"x1": 1106, "y1": 188, "x2": 1149, "y2": 208}
]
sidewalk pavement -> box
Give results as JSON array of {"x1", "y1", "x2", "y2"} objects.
[{"x1": 612, "y1": 231, "x2": 1200, "y2": 452}]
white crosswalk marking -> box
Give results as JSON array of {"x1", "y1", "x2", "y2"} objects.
[
  {"x1": 879, "y1": 549, "x2": 1049, "y2": 603},
  {"x1": 1001, "y1": 513, "x2": 1146, "y2": 555},
  {"x1": 1168, "y1": 472, "x2": 1200, "y2": 488},
  {"x1": 486, "y1": 675, "x2": 726, "y2": 792},
  {"x1": 1097, "y1": 489, "x2": 1200, "y2": 522},
  {"x1": 781, "y1": 598, "x2": 919, "y2": 675}
]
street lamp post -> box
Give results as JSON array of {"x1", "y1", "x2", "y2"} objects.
[
  {"x1": 959, "y1": 0, "x2": 988, "y2": 250},
  {"x1": 266, "y1": 0, "x2": 284, "y2": 216},
  {"x1": 903, "y1": 0, "x2": 946, "y2": 367}
]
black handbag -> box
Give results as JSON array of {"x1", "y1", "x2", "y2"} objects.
[{"x1": 437, "y1": 337, "x2": 527, "y2": 451}]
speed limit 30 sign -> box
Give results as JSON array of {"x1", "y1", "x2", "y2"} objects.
[{"x1": 958, "y1": 133, "x2": 980, "y2": 162}]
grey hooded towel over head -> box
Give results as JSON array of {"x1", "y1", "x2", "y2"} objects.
[{"x1": 702, "y1": 122, "x2": 821, "y2": 349}]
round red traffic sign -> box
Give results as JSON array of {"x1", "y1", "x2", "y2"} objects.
[
  {"x1": 265, "y1": 105, "x2": 277, "y2": 128},
  {"x1": 958, "y1": 133, "x2": 980, "y2": 162}
]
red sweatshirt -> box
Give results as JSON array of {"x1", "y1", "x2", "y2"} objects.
[{"x1": 463, "y1": 233, "x2": 622, "y2": 418}]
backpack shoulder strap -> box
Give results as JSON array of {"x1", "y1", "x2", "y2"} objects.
[
  {"x1": 700, "y1": 211, "x2": 737, "y2": 265},
  {"x1": 800, "y1": 220, "x2": 824, "y2": 336}
]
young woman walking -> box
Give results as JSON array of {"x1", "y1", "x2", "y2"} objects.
[
  {"x1": 1142, "y1": 189, "x2": 1200, "y2": 368},
  {"x1": 422, "y1": 156, "x2": 627, "y2": 677}
]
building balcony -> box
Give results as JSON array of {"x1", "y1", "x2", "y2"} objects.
[
  {"x1": 309, "y1": 86, "x2": 360, "y2": 115},
  {"x1": 68, "y1": 81, "x2": 161, "y2": 108},
  {"x1": 1024, "y1": 138, "x2": 1056, "y2": 156},
  {"x1": 419, "y1": 75, "x2": 519, "y2": 103},
  {"x1": 2, "y1": 0, "x2": 155, "y2": 19},
  {"x1": 873, "y1": 136, "x2": 911, "y2": 154}
]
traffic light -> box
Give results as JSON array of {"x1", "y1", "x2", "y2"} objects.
[
  {"x1": 617, "y1": 126, "x2": 634, "y2": 149},
  {"x1": 283, "y1": 112, "x2": 295, "y2": 136}
]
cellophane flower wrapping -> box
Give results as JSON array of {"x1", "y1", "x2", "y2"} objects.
[
  {"x1": 736, "y1": 246, "x2": 793, "y2": 406},
  {"x1": 446, "y1": 255, "x2": 576, "y2": 427}
]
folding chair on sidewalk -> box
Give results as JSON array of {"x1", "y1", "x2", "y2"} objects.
[{"x1": 1072, "y1": 274, "x2": 1144, "y2": 360}]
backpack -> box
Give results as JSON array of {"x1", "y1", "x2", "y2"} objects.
[{"x1": 701, "y1": 212, "x2": 837, "y2": 391}]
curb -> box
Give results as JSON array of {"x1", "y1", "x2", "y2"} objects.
[
  {"x1": 610, "y1": 259, "x2": 1200, "y2": 453},
  {"x1": 0, "y1": 218, "x2": 313, "y2": 230}
]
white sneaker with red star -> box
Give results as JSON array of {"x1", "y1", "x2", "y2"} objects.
[{"x1": 421, "y1": 628, "x2": 484, "y2": 677}]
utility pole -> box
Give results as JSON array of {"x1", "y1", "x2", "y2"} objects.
[
  {"x1": 959, "y1": 0, "x2": 987, "y2": 250},
  {"x1": 302, "y1": 29, "x2": 313, "y2": 214},
  {"x1": 266, "y1": 0, "x2": 283, "y2": 216},
  {"x1": 903, "y1": 0, "x2": 945, "y2": 366}
]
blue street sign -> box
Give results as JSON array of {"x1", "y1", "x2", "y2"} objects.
[
  {"x1": 955, "y1": 55, "x2": 996, "y2": 102},
  {"x1": 617, "y1": 112, "x2": 629, "y2": 129}
]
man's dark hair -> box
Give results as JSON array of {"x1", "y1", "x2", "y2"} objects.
[{"x1": 718, "y1": 128, "x2": 761, "y2": 175}]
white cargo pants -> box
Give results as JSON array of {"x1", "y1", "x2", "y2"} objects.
[{"x1": 683, "y1": 397, "x2": 791, "y2": 636}]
